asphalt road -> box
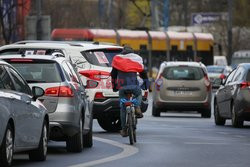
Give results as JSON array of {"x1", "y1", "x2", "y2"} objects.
[{"x1": 12, "y1": 93, "x2": 250, "y2": 167}]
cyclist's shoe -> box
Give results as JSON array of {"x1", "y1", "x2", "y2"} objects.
[
  {"x1": 135, "y1": 107, "x2": 143, "y2": 118},
  {"x1": 120, "y1": 129, "x2": 128, "y2": 137}
]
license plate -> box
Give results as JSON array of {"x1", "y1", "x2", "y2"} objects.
[{"x1": 174, "y1": 91, "x2": 192, "y2": 95}]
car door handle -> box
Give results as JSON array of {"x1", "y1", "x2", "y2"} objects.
[
  {"x1": 25, "y1": 100, "x2": 31, "y2": 104},
  {"x1": 10, "y1": 96, "x2": 15, "y2": 100}
]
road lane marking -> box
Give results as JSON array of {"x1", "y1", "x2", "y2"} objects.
[
  {"x1": 69, "y1": 137, "x2": 139, "y2": 167},
  {"x1": 184, "y1": 142, "x2": 229, "y2": 145}
]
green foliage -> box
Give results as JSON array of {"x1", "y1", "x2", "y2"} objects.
[
  {"x1": 234, "y1": 0, "x2": 250, "y2": 27},
  {"x1": 125, "y1": 0, "x2": 151, "y2": 29}
]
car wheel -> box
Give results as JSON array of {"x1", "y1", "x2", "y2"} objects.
[
  {"x1": 201, "y1": 108, "x2": 211, "y2": 118},
  {"x1": 83, "y1": 117, "x2": 93, "y2": 148},
  {"x1": 29, "y1": 120, "x2": 48, "y2": 161},
  {"x1": 66, "y1": 118, "x2": 83, "y2": 152},
  {"x1": 214, "y1": 102, "x2": 226, "y2": 125},
  {"x1": 231, "y1": 104, "x2": 244, "y2": 128},
  {"x1": 152, "y1": 104, "x2": 160, "y2": 117},
  {"x1": 0, "y1": 124, "x2": 14, "y2": 167},
  {"x1": 97, "y1": 117, "x2": 121, "y2": 132}
]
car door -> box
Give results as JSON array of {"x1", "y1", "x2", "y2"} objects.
[
  {"x1": 7, "y1": 66, "x2": 42, "y2": 147},
  {"x1": 65, "y1": 61, "x2": 91, "y2": 131},
  {"x1": 217, "y1": 69, "x2": 236, "y2": 117},
  {"x1": 223, "y1": 67, "x2": 245, "y2": 117}
]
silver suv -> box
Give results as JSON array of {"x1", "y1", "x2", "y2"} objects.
[
  {"x1": 152, "y1": 61, "x2": 212, "y2": 118},
  {"x1": 1, "y1": 53, "x2": 92, "y2": 152}
]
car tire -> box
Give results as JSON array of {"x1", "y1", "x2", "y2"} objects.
[
  {"x1": 201, "y1": 108, "x2": 211, "y2": 118},
  {"x1": 152, "y1": 105, "x2": 160, "y2": 117},
  {"x1": 231, "y1": 104, "x2": 244, "y2": 128},
  {"x1": 0, "y1": 124, "x2": 14, "y2": 167},
  {"x1": 97, "y1": 117, "x2": 121, "y2": 132},
  {"x1": 29, "y1": 120, "x2": 48, "y2": 161},
  {"x1": 83, "y1": 114, "x2": 93, "y2": 148},
  {"x1": 66, "y1": 118, "x2": 83, "y2": 152},
  {"x1": 214, "y1": 102, "x2": 226, "y2": 125}
]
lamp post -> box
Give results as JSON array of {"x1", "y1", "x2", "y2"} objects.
[
  {"x1": 227, "y1": 0, "x2": 233, "y2": 65},
  {"x1": 36, "y1": 0, "x2": 42, "y2": 40}
]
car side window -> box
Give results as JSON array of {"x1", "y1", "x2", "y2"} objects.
[
  {"x1": 0, "y1": 65, "x2": 15, "y2": 90},
  {"x1": 232, "y1": 67, "x2": 244, "y2": 82},
  {"x1": 7, "y1": 67, "x2": 32, "y2": 95},
  {"x1": 66, "y1": 62, "x2": 80, "y2": 83},
  {"x1": 62, "y1": 61, "x2": 74, "y2": 82},
  {"x1": 225, "y1": 69, "x2": 236, "y2": 85}
]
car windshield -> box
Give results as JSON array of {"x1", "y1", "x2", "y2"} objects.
[
  {"x1": 9, "y1": 61, "x2": 62, "y2": 83},
  {"x1": 81, "y1": 49, "x2": 122, "y2": 67},
  {"x1": 162, "y1": 66, "x2": 204, "y2": 80},
  {"x1": 207, "y1": 66, "x2": 224, "y2": 73}
]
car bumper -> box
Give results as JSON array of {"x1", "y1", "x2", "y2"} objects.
[
  {"x1": 93, "y1": 97, "x2": 148, "y2": 119},
  {"x1": 155, "y1": 101, "x2": 211, "y2": 111},
  {"x1": 48, "y1": 109, "x2": 81, "y2": 140}
]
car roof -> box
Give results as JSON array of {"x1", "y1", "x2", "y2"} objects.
[
  {"x1": 161, "y1": 61, "x2": 206, "y2": 68},
  {"x1": 239, "y1": 63, "x2": 250, "y2": 69},
  {"x1": 0, "y1": 40, "x2": 123, "y2": 51},
  {"x1": 206, "y1": 65, "x2": 226, "y2": 68},
  {"x1": 0, "y1": 54, "x2": 66, "y2": 64}
]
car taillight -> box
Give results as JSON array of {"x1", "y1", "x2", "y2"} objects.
[
  {"x1": 219, "y1": 74, "x2": 226, "y2": 79},
  {"x1": 240, "y1": 82, "x2": 250, "y2": 89},
  {"x1": 86, "y1": 80, "x2": 99, "y2": 89},
  {"x1": 45, "y1": 86, "x2": 73, "y2": 97},
  {"x1": 94, "y1": 92, "x2": 106, "y2": 99},
  {"x1": 79, "y1": 70, "x2": 110, "y2": 81},
  {"x1": 204, "y1": 74, "x2": 211, "y2": 91},
  {"x1": 155, "y1": 74, "x2": 163, "y2": 91},
  {"x1": 143, "y1": 91, "x2": 148, "y2": 98}
]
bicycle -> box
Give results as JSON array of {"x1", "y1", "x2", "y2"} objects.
[{"x1": 120, "y1": 90, "x2": 138, "y2": 145}]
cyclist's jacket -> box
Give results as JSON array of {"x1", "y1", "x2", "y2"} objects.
[{"x1": 111, "y1": 53, "x2": 148, "y2": 91}]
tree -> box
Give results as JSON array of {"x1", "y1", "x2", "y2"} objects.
[{"x1": 0, "y1": 0, "x2": 30, "y2": 44}]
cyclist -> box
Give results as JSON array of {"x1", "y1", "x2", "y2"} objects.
[{"x1": 111, "y1": 47, "x2": 148, "y2": 137}]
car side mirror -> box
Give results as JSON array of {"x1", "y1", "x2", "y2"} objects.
[
  {"x1": 32, "y1": 86, "x2": 45, "y2": 101},
  {"x1": 220, "y1": 79, "x2": 225, "y2": 86}
]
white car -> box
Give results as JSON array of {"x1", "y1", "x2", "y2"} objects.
[{"x1": 0, "y1": 41, "x2": 148, "y2": 132}]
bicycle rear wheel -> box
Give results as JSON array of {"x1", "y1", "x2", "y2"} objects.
[{"x1": 127, "y1": 112, "x2": 134, "y2": 145}]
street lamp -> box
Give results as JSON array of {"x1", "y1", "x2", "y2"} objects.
[{"x1": 227, "y1": 0, "x2": 233, "y2": 65}]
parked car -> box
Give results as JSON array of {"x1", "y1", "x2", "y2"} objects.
[
  {"x1": 0, "y1": 60, "x2": 48, "y2": 167},
  {"x1": 214, "y1": 63, "x2": 250, "y2": 128},
  {"x1": 152, "y1": 61, "x2": 212, "y2": 118},
  {"x1": 0, "y1": 53, "x2": 92, "y2": 152},
  {"x1": 0, "y1": 41, "x2": 148, "y2": 132},
  {"x1": 207, "y1": 65, "x2": 232, "y2": 89}
]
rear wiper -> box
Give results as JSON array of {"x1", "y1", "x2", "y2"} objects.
[{"x1": 26, "y1": 80, "x2": 47, "y2": 83}]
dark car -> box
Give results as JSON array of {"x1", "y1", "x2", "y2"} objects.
[{"x1": 214, "y1": 63, "x2": 250, "y2": 127}]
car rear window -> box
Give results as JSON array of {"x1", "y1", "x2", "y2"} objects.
[
  {"x1": 207, "y1": 66, "x2": 224, "y2": 73},
  {"x1": 81, "y1": 49, "x2": 122, "y2": 67},
  {"x1": 9, "y1": 61, "x2": 62, "y2": 83},
  {"x1": 162, "y1": 66, "x2": 204, "y2": 80}
]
